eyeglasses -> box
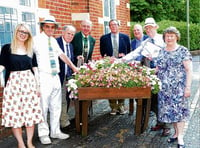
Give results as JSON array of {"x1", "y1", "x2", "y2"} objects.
[
  {"x1": 44, "y1": 25, "x2": 56, "y2": 29},
  {"x1": 18, "y1": 30, "x2": 29, "y2": 35}
]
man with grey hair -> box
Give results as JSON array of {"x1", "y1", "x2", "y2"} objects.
[
  {"x1": 131, "y1": 24, "x2": 148, "y2": 61},
  {"x1": 122, "y1": 17, "x2": 171, "y2": 137},
  {"x1": 71, "y1": 19, "x2": 96, "y2": 66},
  {"x1": 56, "y1": 25, "x2": 76, "y2": 128}
]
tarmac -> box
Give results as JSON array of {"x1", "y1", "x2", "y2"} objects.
[{"x1": 0, "y1": 55, "x2": 199, "y2": 148}]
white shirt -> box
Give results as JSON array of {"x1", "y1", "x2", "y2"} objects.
[
  {"x1": 33, "y1": 32, "x2": 63, "y2": 74},
  {"x1": 111, "y1": 33, "x2": 119, "y2": 48},
  {"x1": 123, "y1": 33, "x2": 165, "y2": 62}
]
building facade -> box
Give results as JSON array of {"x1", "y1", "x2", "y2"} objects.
[{"x1": 0, "y1": 0, "x2": 130, "y2": 138}]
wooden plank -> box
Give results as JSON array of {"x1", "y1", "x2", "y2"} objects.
[
  {"x1": 135, "y1": 99, "x2": 142, "y2": 135},
  {"x1": 129, "y1": 99, "x2": 134, "y2": 115},
  {"x1": 143, "y1": 99, "x2": 151, "y2": 132},
  {"x1": 78, "y1": 87, "x2": 151, "y2": 100},
  {"x1": 74, "y1": 100, "x2": 80, "y2": 133},
  {"x1": 81, "y1": 101, "x2": 90, "y2": 136}
]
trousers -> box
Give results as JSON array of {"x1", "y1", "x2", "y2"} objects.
[{"x1": 38, "y1": 72, "x2": 62, "y2": 137}]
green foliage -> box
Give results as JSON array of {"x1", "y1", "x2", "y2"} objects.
[
  {"x1": 130, "y1": 20, "x2": 200, "y2": 50},
  {"x1": 157, "y1": 20, "x2": 200, "y2": 51},
  {"x1": 130, "y1": 0, "x2": 199, "y2": 24}
]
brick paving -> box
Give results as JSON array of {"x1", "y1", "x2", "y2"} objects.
[{"x1": 0, "y1": 55, "x2": 199, "y2": 148}]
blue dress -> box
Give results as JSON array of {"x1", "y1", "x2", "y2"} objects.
[{"x1": 156, "y1": 45, "x2": 192, "y2": 123}]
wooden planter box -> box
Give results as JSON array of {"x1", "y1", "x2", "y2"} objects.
[
  {"x1": 78, "y1": 87, "x2": 151, "y2": 100},
  {"x1": 75, "y1": 87, "x2": 151, "y2": 136}
]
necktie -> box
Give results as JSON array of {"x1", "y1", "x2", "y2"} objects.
[
  {"x1": 83, "y1": 37, "x2": 88, "y2": 63},
  {"x1": 113, "y1": 34, "x2": 118, "y2": 57},
  {"x1": 66, "y1": 44, "x2": 71, "y2": 77},
  {"x1": 66, "y1": 44, "x2": 71, "y2": 59},
  {"x1": 150, "y1": 38, "x2": 155, "y2": 68},
  {"x1": 48, "y1": 37, "x2": 57, "y2": 75},
  {"x1": 151, "y1": 38, "x2": 154, "y2": 44}
]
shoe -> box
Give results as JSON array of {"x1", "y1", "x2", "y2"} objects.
[
  {"x1": 51, "y1": 132, "x2": 70, "y2": 139},
  {"x1": 162, "y1": 128, "x2": 170, "y2": 136},
  {"x1": 151, "y1": 125, "x2": 163, "y2": 131},
  {"x1": 177, "y1": 144, "x2": 185, "y2": 148},
  {"x1": 39, "y1": 136, "x2": 51, "y2": 145},
  {"x1": 118, "y1": 106, "x2": 127, "y2": 115},
  {"x1": 110, "y1": 109, "x2": 118, "y2": 115},
  {"x1": 167, "y1": 137, "x2": 178, "y2": 143},
  {"x1": 61, "y1": 120, "x2": 70, "y2": 128}
]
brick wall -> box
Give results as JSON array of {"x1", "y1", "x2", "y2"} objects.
[
  {"x1": 0, "y1": 87, "x2": 12, "y2": 139},
  {"x1": 39, "y1": 0, "x2": 130, "y2": 60},
  {"x1": 0, "y1": 0, "x2": 130, "y2": 139}
]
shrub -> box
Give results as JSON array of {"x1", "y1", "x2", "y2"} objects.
[{"x1": 131, "y1": 20, "x2": 200, "y2": 51}]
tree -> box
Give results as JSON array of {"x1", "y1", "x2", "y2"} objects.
[{"x1": 130, "y1": 0, "x2": 199, "y2": 24}]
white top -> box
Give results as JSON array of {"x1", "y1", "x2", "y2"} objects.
[
  {"x1": 123, "y1": 33, "x2": 165, "y2": 62},
  {"x1": 33, "y1": 32, "x2": 63, "y2": 74}
]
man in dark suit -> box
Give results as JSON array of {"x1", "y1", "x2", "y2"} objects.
[
  {"x1": 100, "y1": 19, "x2": 131, "y2": 115},
  {"x1": 131, "y1": 24, "x2": 148, "y2": 61},
  {"x1": 71, "y1": 19, "x2": 96, "y2": 66},
  {"x1": 56, "y1": 25, "x2": 76, "y2": 128}
]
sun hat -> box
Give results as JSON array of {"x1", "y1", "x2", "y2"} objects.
[
  {"x1": 38, "y1": 15, "x2": 59, "y2": 27},
  {"x1": 144, "y1": 17, "x2": 158, "y2": 27}
]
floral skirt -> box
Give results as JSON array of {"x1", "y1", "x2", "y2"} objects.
[{"x1": 1, "y1": 70, "x2": 44, "y2": 128}]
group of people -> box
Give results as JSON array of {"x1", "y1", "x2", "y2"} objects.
[{"x1": 0, "y1": 14, "x2": 192, "y2": 148}]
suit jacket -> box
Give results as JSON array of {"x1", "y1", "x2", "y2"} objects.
[
  {"x1": 100, "y1": 33, "x2": 131, "y2": 57},
  {"x1": 131, "y1": 35, "x2": 149, "y2": 50},
  {"x1": 56, "y1": 37, "x2": 74, "y2": 85},
  {"x1": 71, "y1": 31, "x2": 96, "y2": 65},
  {"x1": 131, "y1": 35, "x2": 148, "y2": 61}
]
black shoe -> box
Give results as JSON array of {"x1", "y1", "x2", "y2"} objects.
[
  {"x1": 177, "y1": 144, "x2": 185, "y2": 148},
  {"x1": 167, "y1": 137, "x2": 178, "y2": 143}
]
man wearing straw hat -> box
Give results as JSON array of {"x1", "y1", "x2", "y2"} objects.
[
  {"x1": 34, "y1": 15, "x2": 78, "y2": 144},
  {"x1": 122, "y1": 17, "x2": 171, "y2": 137}
]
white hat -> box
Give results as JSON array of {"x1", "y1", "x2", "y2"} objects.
[
  {"x1": 144, "y1": 17, "x2": 158, "y2": 27},
  {"x1": 39, "y1": 15, "x2": 59, "y2": 27}
]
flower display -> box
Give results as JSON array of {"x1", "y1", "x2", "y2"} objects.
[{"x1": 66, "y1": 57, "x2": 161, "y2": 99}]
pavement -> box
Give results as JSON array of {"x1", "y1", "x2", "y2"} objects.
[{"x1": 0, "y1": 55, "x2": 199, "y2": 148}]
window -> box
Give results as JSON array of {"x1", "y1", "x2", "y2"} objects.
[
  {"x1": 0, "y1": 6, "x2": 36, "y2": 48},
  {"x1": 0, "y1": 7, "x2": 17, "y2": 47},
  {"x1": 104, "y1": 0, "x2": 115, "y2": 19},
  {"x1": 22, "y1": 12, "x2": 36, "y2": 35},
  {"x1": 103, "y1": 0, "x2": 116, "y2": 34},
  {"x1": 19, "y1": 0, "x2": 31, "y2": 7}
]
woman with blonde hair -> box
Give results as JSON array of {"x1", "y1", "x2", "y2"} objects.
[{"x1": 0, "y1": 23, "x2": 43, "y2": 148}]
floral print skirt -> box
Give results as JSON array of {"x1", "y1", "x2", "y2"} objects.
[{"x1": 1, "y1": 70, "x2": 44, "y2": 128}]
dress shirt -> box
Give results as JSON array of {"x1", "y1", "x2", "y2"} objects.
[
  {"x1": 123, "y1": 33, "x2": 164, "y2": 62},
  {"x1": 135, "y1": 37, "x2": 144, "y2": 48},
  {"x1": 33, "y1": 32, "x2": 63, "y2": 74},
  {"x1": 111, "y1": 33, "x2": 119, "y2": 49},
  {"x1": 112, "y1": 33, "x2": 119, "y2": 57}
]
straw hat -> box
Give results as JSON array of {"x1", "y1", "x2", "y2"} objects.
[
  {"x1": 144, "y1": 17, "x2": 158, "y2": 28},
  {"x1": 38, "y1": 15, "x2": 59, "y2": 27}
]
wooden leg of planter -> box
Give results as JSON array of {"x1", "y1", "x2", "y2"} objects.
[
  {"x1": 129, "y1": 99, "x2": 134, "y2": 115},
  {"x1": 135, "y1": 99, "x2": 142, "y2": 135},
  {"x1": 81, "y1": 100, "x2": 90, "y2": 136},
  {"x1": 142, "y1": 98, "x2": 151, "y2": 132},
  {"x1": 75, "y1": 100, "x2": 81, "y2": 133}
]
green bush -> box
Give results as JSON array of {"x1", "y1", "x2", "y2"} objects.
[{"x1": 130, "y1": 20, "x2": 200, "y2": 51}]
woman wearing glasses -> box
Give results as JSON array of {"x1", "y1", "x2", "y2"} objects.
[{"x1": 0, "y1": 23, "x2": 43, "y2": 148}]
